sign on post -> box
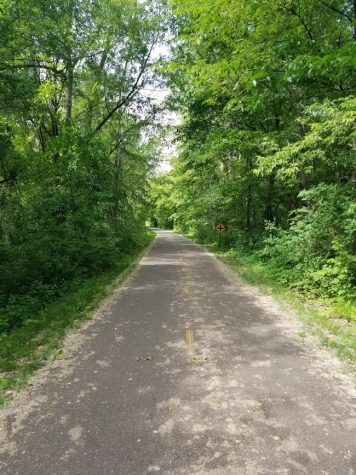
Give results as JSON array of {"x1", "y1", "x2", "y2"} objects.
[
  {"x1": 215, "y1": 222, "x2": 226, "y2": 248},
  {"x1": 215, "y1": 223, "x2": 226, "y2": 234}
]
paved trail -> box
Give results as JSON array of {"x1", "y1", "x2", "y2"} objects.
[{"x1": 1, "y1": 231, "x2": 356, "y2": 474}]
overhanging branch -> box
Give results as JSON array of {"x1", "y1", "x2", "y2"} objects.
[
  {"x1": 320, "y1": 1, "x2": 353, "y2": 22},
  {"x1": 92, "y1": 39, "x2": 157, "y2": 136},
  {"x1": 0, "y1": 62, "x2": 65, "y2": 75}
]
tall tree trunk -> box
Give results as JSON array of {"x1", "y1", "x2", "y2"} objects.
[
  {"x1": 266, "y1": 173, "x2": 275, "y2": 222},
  {"x1": 65, "y1": 0, "x2": 75, "y2": 126},
  {"x1": 65, "y1": 62, "x2": 74, "y2": 126},
  {"x1": 246, "y1": 156, "x2": 252, "y2": 232}
]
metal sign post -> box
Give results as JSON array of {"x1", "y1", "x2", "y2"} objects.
[{"x1": 215, "y1": 223, "x2": 226, "y2": 249}]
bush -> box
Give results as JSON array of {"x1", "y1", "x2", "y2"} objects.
[
  {"x1": 0, "y1": 132, "x2": 150, "y2": 332},
  {"x1": 259, "y1": 184, "x2": 355, "y2": 299}
]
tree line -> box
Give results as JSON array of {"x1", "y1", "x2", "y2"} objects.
[
  {"x1": 151, "y1": 0, "x2": 356, "y2": 301},
  {"x1": 0, "y1": 0, "x2": 164, "y2": 332}
]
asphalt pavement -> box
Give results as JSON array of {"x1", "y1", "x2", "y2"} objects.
[{"x1": 0, "y1": 230, "x2": 355, "y2": 474}]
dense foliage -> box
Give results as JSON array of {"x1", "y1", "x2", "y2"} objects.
[
  {"x1": 0, "y1": 0, "x2": 163, "y2": 332},
  {"x1": 150, "y1": 0, "x2": 356, "y2": 300},
  {"x1": 1, "y1": 0, "x2": 355, "y2": 336}
]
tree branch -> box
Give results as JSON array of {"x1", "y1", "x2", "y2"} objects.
[
  {"x1": 320, "y1": 1, "x2": 353, "y2": 22},
  {"x1": 93, "y1": 40, "x2": 157, "y2": 135},
  {"x1": 0, "y1": 62, "x2": 65, "y2": 75},
  {"x1": 277, "y1": 3, "x2": 314, "y2": 41},
  {"x1": 109, "y1": 120, "x2": 149, "y2": 156}
]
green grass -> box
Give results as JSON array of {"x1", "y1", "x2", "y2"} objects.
[
  {"x1": 0, "y1": 232, "x2": 154, "y2": 406},
  {"x1": 218, "y1": 251, "x2": 356, "y2": 366},
  {"x1": 181, "y1": 231, "x2": 356, "y2": 368}
]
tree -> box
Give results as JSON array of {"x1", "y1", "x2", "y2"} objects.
[
  {"x1": 0, "y1": 0, "x2": 164, "y2": 331},
  {"x1": 159, "y1": 0, "x2": 356, "y2": 298}
]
